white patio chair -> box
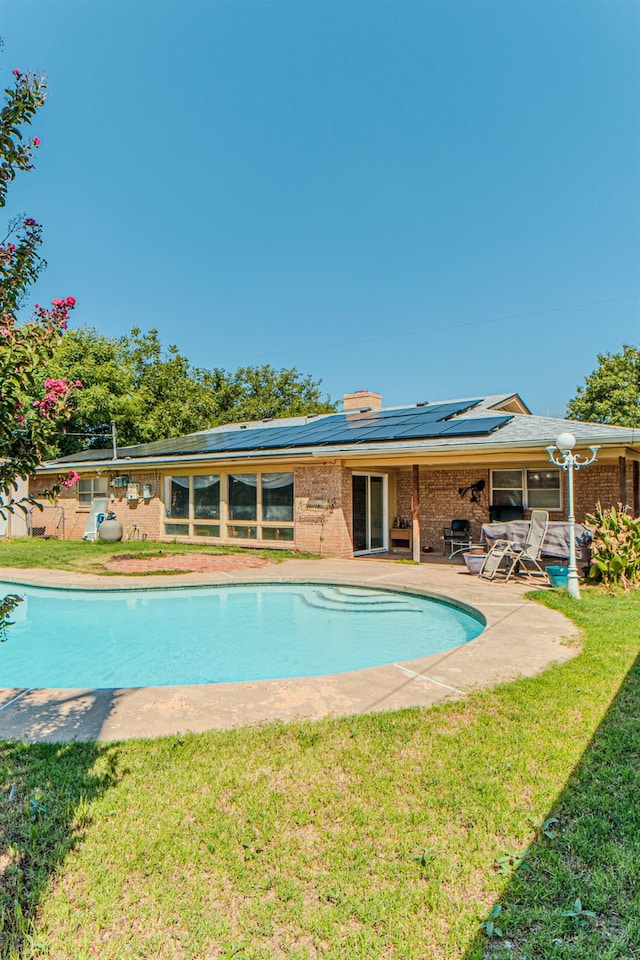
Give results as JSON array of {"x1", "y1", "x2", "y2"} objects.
[{"x1": 479, "y1": 510, "x2": 549, "y2": 582}]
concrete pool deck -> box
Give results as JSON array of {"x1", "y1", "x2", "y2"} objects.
[{"x1": 0, "y1": 558, "x2": 580, "y2": 743}]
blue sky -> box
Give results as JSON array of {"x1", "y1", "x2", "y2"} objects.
[{"x1": 3, "y1": 0, "x2": 639, "y2": 417}]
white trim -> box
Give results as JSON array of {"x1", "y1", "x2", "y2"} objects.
[
  {"x1": 490, "y1": 468, "x2": 563, "y2": 512},
  {"x1": 352, "y1": 472, "x2": 388, "y2": 554}
]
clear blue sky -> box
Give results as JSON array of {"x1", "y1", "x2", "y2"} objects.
[{"x1": 3, "y1": 0, "x2": 639, "y2": 417}]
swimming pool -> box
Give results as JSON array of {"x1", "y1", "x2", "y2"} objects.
[{"x1": 0, "y1": 581, "x2": 484, "y2": 689}]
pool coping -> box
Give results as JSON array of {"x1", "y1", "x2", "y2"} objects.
[{"x1": 0, "y1": 558, "x2": 580, "y2": 743}]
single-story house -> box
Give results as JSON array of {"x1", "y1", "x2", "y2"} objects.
[{"x1": 32, "y1": 390, "x2": 640, "y2": 558}]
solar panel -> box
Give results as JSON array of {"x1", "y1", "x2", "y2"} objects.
[
  {"x1": 88, "y1": 402, "x2": 510, "y2": 461},
  {"x1": 438, "y1": 416, "x2": 512, "y2": 437}
]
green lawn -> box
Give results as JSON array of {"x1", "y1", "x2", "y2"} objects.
[
  {"x1": 0, "y1": 537, "x2": 315, "y2": 575},
  {"x1": 1, "y1": 589, "x2": 639, "y2": 959}
]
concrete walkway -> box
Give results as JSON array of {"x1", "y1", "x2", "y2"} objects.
[{"x1": 0, "y1": 559, "x2": 579, "y2": 743}]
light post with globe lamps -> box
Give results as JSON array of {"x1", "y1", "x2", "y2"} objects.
[{"x1": 546, "y1": 432, "x2": 599, "y2": 600}]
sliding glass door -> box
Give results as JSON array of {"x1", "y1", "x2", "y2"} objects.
[{"x1": 352, "y1": 474, "x2": 387, "y2": 554}]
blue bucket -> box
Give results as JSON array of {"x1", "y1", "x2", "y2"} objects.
[{"x1": 547, "y1": 565, "x2": 569, "y2": 588}]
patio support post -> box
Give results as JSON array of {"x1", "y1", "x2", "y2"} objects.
[
  {"x1": 547, "y1": 433, "x2": 599, "y2": 601},
  {"x1": 412, "y1": 465, "x2": 421, "y2": 563},
  {"x1": 618, "y1": 456, "x2": 627, "y2": 506}
]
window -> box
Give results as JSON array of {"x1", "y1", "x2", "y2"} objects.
[
  {"x1": 163, "y1": 472, "x2": 295, "y2": 543},
  {"x1": 78, "y1": 477, "x2": 108, "y2": 506},
  {"x1": 491, "y1": 469, "x2": 561, "y2": 511},
  {"x1": 167, "y1": 476, "x2": 190, "y2": 518},
  {"x1": 228, "y1": 474, "x2": 257, "y2": 521},
  {"x1": 193, "y1": 475, "x2": 220, "y2": 519},
  {"x1": 261, "y1": 473, "x2": 294, "y2": 522}
]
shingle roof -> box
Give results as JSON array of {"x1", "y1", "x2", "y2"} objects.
[{"x1": 44, "y1": 393, "x2": 639, "y2": 468}]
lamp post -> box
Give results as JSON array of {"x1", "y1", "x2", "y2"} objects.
[{"x1": 546, "y1": 433, "x2": 599, "y2": 600}]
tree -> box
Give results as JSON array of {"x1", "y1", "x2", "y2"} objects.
[
  {"x1": 567, "y1": 344, "x2": 640, "y2": 428},
  {"x1": 1, "y1": 58, "x2": 79, "y2": 637},
  {"x1": 209, "y1": 364, "x2": 336, "y2": 424},
  {"x1": 47, "y1": 326, "x2": 336, "y2": 454},
  {"x1": 1, "y1": 64, "x2": 79, "y2": 515}
]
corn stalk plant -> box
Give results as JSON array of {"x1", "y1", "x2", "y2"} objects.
[{"x1": 586, "y1": 503, "x2": 640, "y2": 590}]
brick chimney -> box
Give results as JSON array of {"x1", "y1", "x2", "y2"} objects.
[{"x1": 343, "y1": 390, "x2": 383, "y2": 411}]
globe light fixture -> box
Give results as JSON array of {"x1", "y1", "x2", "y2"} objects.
[{"x1": 546, "y1": 433, "x2": 599, "y2": 600}]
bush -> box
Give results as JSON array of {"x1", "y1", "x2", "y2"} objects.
[{"x1": 586, "y1": 503, "x2": 640, "y2": 590}]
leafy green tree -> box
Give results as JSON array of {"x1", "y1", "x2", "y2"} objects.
[
  {"x1": 48, "y1": 326, "x2": 336, "y2": 454},
  {"x1": 567, "y1": 344, "x2": 640, "y2": 427},
  {"x1": 207, "y1": 364, "x2": 336, "y2": 425}
]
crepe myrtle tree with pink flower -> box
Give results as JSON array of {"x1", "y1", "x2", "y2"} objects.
[
  {"x1": 1, "y1": 60, "x2": 81, "y2": 637},
  {"x1": 1, "y1": 64, "x2": 80, "y2": 518}
]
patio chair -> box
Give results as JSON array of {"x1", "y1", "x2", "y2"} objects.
[
  {"x1": 479, "y1": 510, "x2": 549, "y2": 582},
  {"x1": 442, "y1": 519, "x2": 471, "y2": 557}
]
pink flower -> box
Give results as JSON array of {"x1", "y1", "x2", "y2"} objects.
[
  {"x1": 12, "y1": 69, "x2": 21, "y2": 77},
  {"x1": 16, "y1": 415, "x2": 26, "y2": 426},
  {"x1": 51, "y1": 297, "x2": 64, "y2": 307},
  {"x1": 23, "y1": 218, "x2": 38, "y2": 227},
  {"x1": 74, "y1": 380, "x2": 83, "y2": 387},
  {"x1": 60, "y1": 470, "x2": 80, "y2": 489},
  {"x1": 32, "y1": 137, "x2": 41, "y2": 147},
  {"x1": 64, "y1": 296, "x2": 76, "y2": 307}
]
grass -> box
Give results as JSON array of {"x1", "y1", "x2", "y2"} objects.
[
  {"x1": 0, "y1": 588, "x2": 639, "y2": 958},
  {"x1": 0, "y1": 537, "x2": 317, "y2": 576}
]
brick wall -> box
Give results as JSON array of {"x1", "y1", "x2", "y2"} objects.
[
  {"x1": 30, "y1": 471, "x2": 163, "y2": 541},
  {"x1": 29, "y1": 459, "x2": 630, "y2": 555},
  {"x1": 294, "y1": 464, "x2": 354, "y2": 557},
  {"x1": 394, "y1": 462, "x2": 627, "y2": 554},
  {"x1": 574, "y1": 462, "x2": 633, "y2": 520},
  {"x1": 395, "y1": 468, "x2": 491, "y2": 552}
]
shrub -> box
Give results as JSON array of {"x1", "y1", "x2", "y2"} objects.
[{"x1": 586, "y1": 502, "x2": 640, "y2": 590}]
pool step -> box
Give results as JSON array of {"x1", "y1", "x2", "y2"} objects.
[{"x1": 299, "y1": 588, "x2": 423, "y2": 614}]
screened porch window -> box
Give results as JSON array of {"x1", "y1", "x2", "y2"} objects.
[
  {"x1": 228, "y1": 474, "x2": 257, "y2": 521},
  {"x1": 163, "y1": 472, "x2": 295, "y2": 542},
  {"x1": 193, "y1": 475, "x2": 220, "y2": 519},
  {"x1": 261, "y1": 473, "x2": 294, "y2": 522}
]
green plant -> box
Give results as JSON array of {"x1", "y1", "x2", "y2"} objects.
[
  {"x1": 0, "y1": 593, "x2": 22, "y2": 642},
  {"x1": 412, "y1": 846, "x2": 438, "y2": 868},
  {"x1": 528, "y1": 815, "x2": 558, "y2": 839},
  {"x1": 562, "y1": 898, "x2": 597, "y2": 930},
  {"x1": 586, "y1": 502, "x2": 640, "y2": 589},
  {"x1": 479, "y1": 903, "x2": 503, "y2": 938},
  {"x1": 494, "y1": 847, "x2": 533, "y2": 876}
]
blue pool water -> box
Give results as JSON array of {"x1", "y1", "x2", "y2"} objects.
[{"x1": 0, "y1": 582, "x2": 484, "y2": 689}]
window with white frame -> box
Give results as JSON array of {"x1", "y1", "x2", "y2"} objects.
[
  {"x1": 491, "y1": 469, "x2": 561, "y2": 511},
  {"x1": 77, "y1": 477, "x2": 109, "y2": 506}
]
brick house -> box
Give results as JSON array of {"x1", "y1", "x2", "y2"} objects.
[{"x1": 30, "y1": 391, "x2": 640, "y2": 557}]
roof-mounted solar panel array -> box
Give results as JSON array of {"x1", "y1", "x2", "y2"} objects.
[{"x1": 54, "y1": 400, "x2": 513, "y2": 463}]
